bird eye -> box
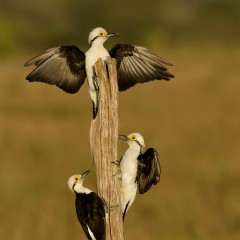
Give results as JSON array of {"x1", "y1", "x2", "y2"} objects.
[
  {"x1": 130, "y1": 136, "x2": 136, "y2": 140},
  {"x1": 74, "y1": 177, "x2": 80, "y2": 182},
  {"x1": 98, "y1": 32, "x2": 105, "y2": 37}
]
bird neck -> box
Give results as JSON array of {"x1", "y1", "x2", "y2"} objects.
[
  {"x1": 90, "y1": 38, "x2": 106, "y2": 48},
  {"x1": 128, "y1": 143, "x2": 142, "y2": 154},
  {"x1": 74, "y1": 184, "x2": 93, "y2": 194},
  {"x1": 125, "y1": 144, "x2": 142, "y2": 158}
]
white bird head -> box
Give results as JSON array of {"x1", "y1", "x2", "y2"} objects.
[
  {"x1": 68, "y1": 170, "x2": 90, "y2": 193},
  {"x1": 88, "y1": 27, "x2": 119, "y2": 46},
  {"x1": 119, "y1": 133, "x2": 145, "y2": 150}
]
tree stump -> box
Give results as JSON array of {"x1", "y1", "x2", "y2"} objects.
[{"x1": 89, "y1": 57, "x2": 124, "y2": 240}]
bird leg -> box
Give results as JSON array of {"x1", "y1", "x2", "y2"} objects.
[
  {"x1": 138, "y1": 162, "x2": 146, "y2": 168},
  {"x1": 93, "y1": 71, "x2": 99, "y2": 92},
  {"x1": 92, "y1": 72, "x2": 99, "y2": 119},
  {"x1": 111, "y1": 160, "x2": 120, "y2": 166},
  {"x1": 111, "y1": 160, "x2": 121, "y2": 177},
  {"x1": 101, "y1": 197, "x2": 119, "y2": 213}
]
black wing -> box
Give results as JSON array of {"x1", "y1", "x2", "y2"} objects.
[
  {"x1": 76, "y1": 192, "x2": 106, "y2": 240},
  {"x1": 24, "y1": 46, "x2": 86, "y2": 94},
  {"x1": 109, "y1": 44, "x2": 174, "y2": 91},
  {"x1": 137, "y1": 148, "x2": 161, "y2": 194}
]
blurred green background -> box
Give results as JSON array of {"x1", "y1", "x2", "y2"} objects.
[{"x1": 1, "y1": 0, "x2": 240, "y2": 239}]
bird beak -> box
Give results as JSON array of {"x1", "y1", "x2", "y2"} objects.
[
  {"x1": 118, "y1": 134, "x2": 129, "y2": 142},
  {"x1": 81, "y1": 170, "x2": 90, "y2": 178},
  {"x1": 107, "y1": 32, "x2": 119, "y2": 38}
]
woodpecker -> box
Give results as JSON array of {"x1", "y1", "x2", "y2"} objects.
[
  {"x1": 68, "y1": 170, "x2": 106, "y2": 240},
  {"x1": 118, "y1": 133, "x2": 161, "y2": 220},
  {"x1": 24, "y1": 27, "x2": 174, "y2": 118}
]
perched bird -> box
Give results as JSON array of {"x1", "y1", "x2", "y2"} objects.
[
  {"x1": 24, "y1": 27, "x2": 174, "y2": 117},
  {"x1": 68, "y1": 170, "x2": 106, "y2": 240},
  {"x1": 118, "y1": 133, "x2": 161, "y2": 220}
]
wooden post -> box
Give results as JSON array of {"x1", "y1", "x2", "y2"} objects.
[{"x1": 89, "y1": 57, "x2": 124, "y2": 240}]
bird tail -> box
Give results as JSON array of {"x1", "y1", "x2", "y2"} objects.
[{"x1": 122, "y1": 201, "x2": 130, "y2": 222}]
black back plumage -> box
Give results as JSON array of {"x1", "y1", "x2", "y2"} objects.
[
  {"x1": 24, "y1": 46, "x2": 86, "y2": 94},
  {"x1": 137, "y1": 148, "x2": 161, "y2": 194},
  {"x1": 75, "y1": 192, "x2": 106, "y2": 240}
]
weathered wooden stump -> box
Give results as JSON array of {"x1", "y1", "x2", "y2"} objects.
[{"x1": 89, "y1": 57, "x2": 124, "y2": 240}]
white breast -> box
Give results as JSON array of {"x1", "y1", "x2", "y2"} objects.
[
  {"x1": 120, "y1": 147, "x2": 139, "y2": 185},
  {"x1": 120, "y1": 146, "x2": 139, "y2": 213},
  {"x1": 85, "y1": 45, "x2": 110, "y2": 90}
]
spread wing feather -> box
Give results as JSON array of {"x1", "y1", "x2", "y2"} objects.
[
  {"x1": 137, "y1": 148, "x2": 161, "y2": 194},
  {"x1": 109, "y1": 44, "x2": 174, "y2": 91},
  {"x1": 25, "y1": 46, "x2": 86, "y2": 94}
]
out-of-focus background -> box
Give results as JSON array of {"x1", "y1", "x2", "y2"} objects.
[{"x1": 1, "y1": 0, "x2": 240, "y2": 239}]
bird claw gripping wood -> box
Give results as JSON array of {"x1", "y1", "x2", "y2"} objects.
[
  {"x1": 93, "y1": 72, "x2": 99, "y2": 92},
  {"x1": 111, "y1": 160, "x2": 121, "y2": 177},
  {"x1": 101, "y1": 197, "x2": 119, "y2": 213}
]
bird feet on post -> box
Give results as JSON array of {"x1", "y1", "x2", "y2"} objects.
[{"x1": 89, "y1": 57, "x2": 124, "y2": 240}]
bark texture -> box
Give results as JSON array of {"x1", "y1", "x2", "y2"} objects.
[{"x1": 89, "y1": 57, "x2": 124, "y2": 240}]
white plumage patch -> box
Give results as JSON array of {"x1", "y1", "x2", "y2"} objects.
[
  {"x1": 120, "y1": 141, "x2": 140, "y2": 215},
  {"x1": 87, "y1": 224, "x2": 96, "y2": 240}
]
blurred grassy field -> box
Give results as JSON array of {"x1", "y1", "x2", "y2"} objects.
[{"x1": 0, "y1": 46, "x2": 240, "y2": 240}]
